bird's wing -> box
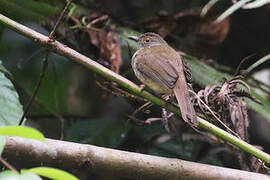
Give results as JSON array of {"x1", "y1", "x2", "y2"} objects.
[{"x1": 135, "y1": 46, "x2": 179, "y2": 90}]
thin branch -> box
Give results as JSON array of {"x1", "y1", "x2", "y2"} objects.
[
  {"x1": 0, "y1": 157, "x2": 18, "y2": 172},
  {"x1": 3, "y1": 137, "x2": 270, "y2": 180},
  {"x1": 18, "y1": 48, "x2": 45, "y2": 68},
  {"x1": 48, "y1": 0, "x2": 73, "y2": 40},
  {"x1": 0, "y1": 13, "x2": 270, "y2": 163},
  {"x1": 19, "y1": 52, "x2": 49, "y2": 125},
  {"x1": 234, "y1": 54, "x2": 254, "y2": 76}
]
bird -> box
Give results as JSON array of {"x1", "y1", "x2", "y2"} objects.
[{"x1": 128, "y1": 32, "x2": 197, "y2": 126}]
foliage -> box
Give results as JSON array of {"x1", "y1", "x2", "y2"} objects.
[
  {"x1": 0, "y1": 0, "x2": 62, "y2": 22},
  {"x1": 0, "y1": 171, "x2": 42, "y2": 180},
  {"x1": 0, "y1": 60, "x2": 24, "y2": 125},
  {"x1": 0, "y1": 126, "x2": 45, "y2": 141},
  {"x1": 0, "y1": 61, "x2": 78, "y2": 180},
  {"x1": 0, "y1": 169, "x2": 79, "y2": 180},
  {"x1": 0, "y1": 136, "x2": 5, "y2": 155},
  {"x1": 202, "y1": 0, "x2": 270, "y2": 21},
  {"x1": 21, "y1": 167, "x2": 78, "y2": 180},
  {"x1": 66, "y1": 117, "x2": 131, "y2": 148}
]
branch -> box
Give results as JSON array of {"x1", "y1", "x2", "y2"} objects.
[
  {"x1": 4, "y1": 137, "x2": 270, "y2": 180},
  {"x1": 0, "y1": 13, "x2": 270, "y2": 163}
]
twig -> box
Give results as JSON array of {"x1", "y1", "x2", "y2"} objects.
[
  {"x1": 132, "y1": 101, "x2": 153, "y2": 117},
  {"x1": 49, "y1": 0, "x2": 73, "y2": 40},
  {"x1": 191, "y1": 91, "x2": 241, "y2": 138},
  {"x1": 0, "y1": 157, "x2": 18, "y2": 172},
  {"x1": 19, "y1": 52, "x2": 49, "y2": 125},
  {"x1": 127, "y1": 115, "x2": 149, "y2": 125},
  {"x1": 234, "y1": 54, "x2": 255, "y2": 76},
  {"x1": 18, "y1": 48, "x2": 45, "y2": 68},
  {"x1": 96, "y1": 81, "x2": 145, "y2": 101}
]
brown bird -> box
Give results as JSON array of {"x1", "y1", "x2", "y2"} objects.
[{"x1": 128, "y1": 32, "x2": 197, "y2": 125}]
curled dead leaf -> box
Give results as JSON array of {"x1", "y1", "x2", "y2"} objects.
[
  {"x1": 99, "y1": 29, "x2": 122, "y2": 74},
  {"x1": 194, "y1": 76, "x2": 259, "y2": 141}
]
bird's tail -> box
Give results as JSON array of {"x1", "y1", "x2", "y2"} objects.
[{"x1": 173, "y1": 75, "x2": 197, "y2": 125}]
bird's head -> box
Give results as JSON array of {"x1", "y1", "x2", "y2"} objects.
[{"x1": 128, "y1": 32, "x2": 167, "y2": 48}]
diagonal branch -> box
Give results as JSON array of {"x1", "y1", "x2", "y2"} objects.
[
  {"x1": 4, "y1": 137, "x2": 270, "y2": 180},
  {"x1": 0, "y1": 13, "x2": 270, "y2": 163}
]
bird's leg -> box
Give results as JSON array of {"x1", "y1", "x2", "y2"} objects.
[
  {"x1": 161, "y1": 95, "x2": 174, "y2": 132},
  {"x1": 162, "y1": 108, "x2": 170, "y2": 132}
]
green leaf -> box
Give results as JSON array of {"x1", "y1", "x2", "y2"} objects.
[
  {"x1": 0, "y1": 0, "x2": 62, "y2": 22},
  {"x1": 0, "y1": 126, "x2": 45, "y2": 141},
  {"x1": 0, "y1": 171, "x2": 19, "y2": 180},
  {"x1": 216, "y1": 0, "x2": 252, "y2": 23},
  {"x1": 184, "y1": 55, "x2": 229, "y2": 86},
  {"x1": 67, "y1": 3, "x2": 88, "y2": 19},
  {"x1": 134, "y1": 123, "x2": 164, "y2": 142},
  {"x1": 0, "y1": 60, "x2": 11, "y2": 76},
  {"x1": 199, "y1": 154, "x2": 223, "y2": 166},
  {"x1": 0, "y1": 171, "x2": 41, "y2": 180},
  {"x1": 21, "y1": 167, "x2": 78, "y2": 180},
  {"x1": 148, "y1": 139, "x2": 194, "y2": 159},
  {"x1": 247, "y1": 54, "x2": 270, "y2": 73},
  {"x1": 0, "y1": 136, "x2": 5, "y2": 156},
  {"x1": 19, "y1": 172, "x2": 42, "y2": 180},
  {"x1": 117, "y1": 27, "x2": 140, "y2": 51},
  {"x1": 243, "y1": 0, "x2": 270, "y2": 9},
  {"x1": 0, "y1": 60, "x2": 25, "y2": 125},
  {"x1": 66, "y1": 117, "x2": 130, "y2": 148},
  {"x1": 201, "y1": 0, "x2": 220, "y2": 17},
  {"x1": 184, "y1": 55, "x2": 270, "y2": 123}
]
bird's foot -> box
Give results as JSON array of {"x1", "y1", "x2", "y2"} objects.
[
  {"x1": 139, "y1": 84, "x2": 146, "y2": 91},
  {"x1": 162, "y1": 108, "x2": 171, "y2": 133}
]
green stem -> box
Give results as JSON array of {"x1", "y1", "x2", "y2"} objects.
[
  {"x1": 199, "y1": 118, "x2": 270, "y2": 162},
  {"x1": 0, "y1": 13, "x2": 270, "y2": 163}
]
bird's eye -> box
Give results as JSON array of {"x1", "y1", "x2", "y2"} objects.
[{"x1": 145, "y1": 38, "x2": 150, "y2": 43}]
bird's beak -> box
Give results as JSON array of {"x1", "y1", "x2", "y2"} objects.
[{"x1": 128, "y1": 35, "x2": 139, "y2": 42}]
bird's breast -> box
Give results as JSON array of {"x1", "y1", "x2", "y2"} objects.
[{"x1": 131, "y1": 47, "x2": 175, "y2": 95}]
